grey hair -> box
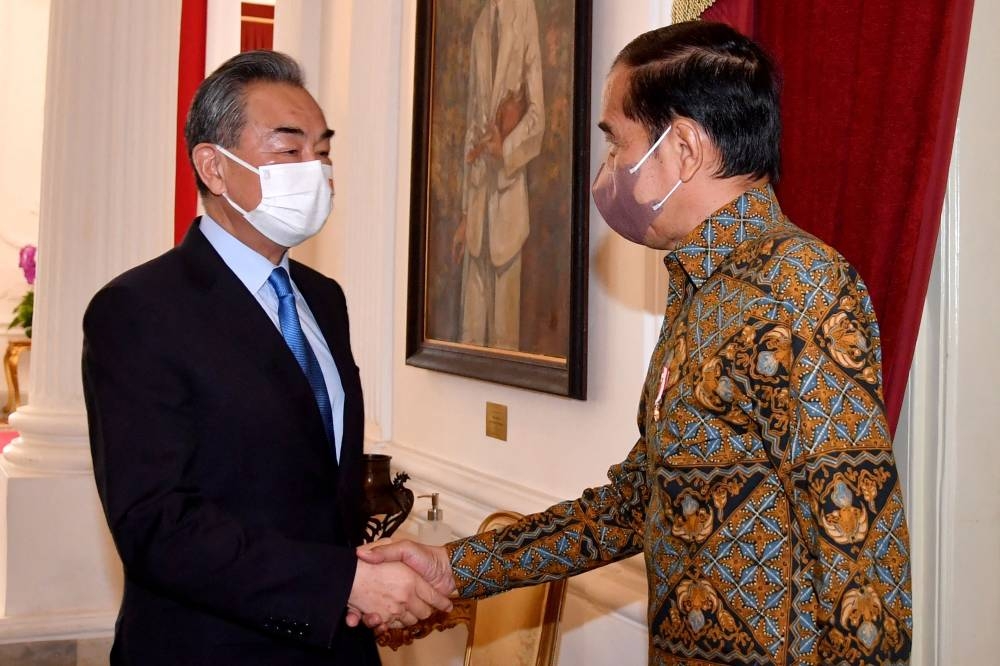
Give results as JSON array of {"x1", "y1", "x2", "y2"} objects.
[{"x1": 184, "y1": 50, "x2": 305, "y2": 195}]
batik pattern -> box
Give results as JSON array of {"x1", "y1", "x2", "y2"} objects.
[{"x1": 447, "y1": 186, "x2": 912, "y2": 665}]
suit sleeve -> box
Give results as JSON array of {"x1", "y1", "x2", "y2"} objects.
[{"x1": 82, "y1": 283, "x2": 358, "y2": 650}]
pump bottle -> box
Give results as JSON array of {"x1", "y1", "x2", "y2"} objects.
[{"x1": 417, "y1": 493, "x2": 453, "y2": 545}]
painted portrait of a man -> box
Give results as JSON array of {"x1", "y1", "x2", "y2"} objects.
[
  {"x1": 454, "y1": 0, "x2": 545, "y2": 350},
  {"x1": 419, "y1": 0, "x2": 583, "y2": 365}
]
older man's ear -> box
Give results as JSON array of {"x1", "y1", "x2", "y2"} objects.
[{"x1": 191, "y1": 143, "x2": 227, "y2": 196}]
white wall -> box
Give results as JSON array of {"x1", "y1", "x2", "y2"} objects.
[
  {"x1": 0, "y1": 0, "x2": 47, "y2": 320},
  {"x1": 205, "y1": 0, "x2": 242, "y2": 74},
  {"x1": 0, "y1": 0, "x2": 48, "y2": 405}
]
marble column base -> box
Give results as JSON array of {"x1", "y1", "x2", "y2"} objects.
[
  {"x1": 0, "y1": 465, "x2": 121, "y2": 616},
  {"x1": 0, "y1": 636, "x2": 112, "y2": 666}
]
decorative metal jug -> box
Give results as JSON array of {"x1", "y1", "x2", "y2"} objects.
[{"x1": 360, "y1": 454, "x2": 414, "y2": 543}]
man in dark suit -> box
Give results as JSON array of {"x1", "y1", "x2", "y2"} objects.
[{"x1": 82, "y1": 51, "x2": 450, "y2": 665}]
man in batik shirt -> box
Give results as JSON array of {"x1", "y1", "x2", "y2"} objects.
[{"x1": 359, "y1": 21, "x2": 912, "y2": 665}]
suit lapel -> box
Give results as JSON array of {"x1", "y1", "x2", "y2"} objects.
[
  {"x1": 291, "y1": 262, "x2": 368, "y2": 543},
  {"x1": 289, "y1": 262, "x2": 362, "y2": 475},
  {"x1": 489, "y1": 1, "x2": 513, "y2": 112},
  {"x1": 472, "y1": 12, "x2": 494, "y2": 116},
  {"x1": 289, "y1": 263, "x2": 350, "y2": 375},
  {"x1": 176, "y1": 221, "x2": 336, "y2": 469}
]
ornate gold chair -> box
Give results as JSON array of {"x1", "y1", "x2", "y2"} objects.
[
  {"x1": 377, "y1": 510, "x2": 568, "y2": 666},
  {"x1": 2, "y1": 340, "x2": 30, "y2": 423}
]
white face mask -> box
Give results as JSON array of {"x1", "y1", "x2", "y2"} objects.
[{"x1": 215, "y1": 145, "x2": 333, "y2": 248}]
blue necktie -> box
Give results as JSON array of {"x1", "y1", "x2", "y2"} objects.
[{"x1": 268, "y1": 267, "x2": 337, "y2": 457}]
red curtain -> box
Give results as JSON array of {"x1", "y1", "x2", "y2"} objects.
[
  {"x1": 240, "y1": 3, "x2": 274, "y2": 52},
  {"x1": 175, "y1": 0, "x2": 208, "y2": 245},
  {"x1": 701, "y1": 0, "x2": 974, "y2": 433},
  {"x1": 701, "y1": 0, "x2": 754, "y2": 35}
]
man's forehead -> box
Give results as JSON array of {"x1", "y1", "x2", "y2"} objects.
[
  {"x1": 598, "y1": 67, "x2": 633, "y2": 135},
  {"x1": 601, "y1": 66, "x2": 631, "y2": 113},
  {"x1": 243, "y1": 82, "x2": 328, "y2": 134},
  {"x1": 603, "y1": 65, "x2": 630, "y2": 106}
]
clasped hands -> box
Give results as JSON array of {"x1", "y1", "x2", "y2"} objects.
[{"x1": 345, "y1": 539, "x2": 456, "y2": 633}]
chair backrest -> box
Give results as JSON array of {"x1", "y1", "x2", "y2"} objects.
[{"x1": 463, "y1": 511, "x2": 568, "y2": 666}]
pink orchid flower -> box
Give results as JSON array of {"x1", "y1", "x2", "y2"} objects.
[{"x1": 18, "y1": 245, "x2": 36, "y2": 286}]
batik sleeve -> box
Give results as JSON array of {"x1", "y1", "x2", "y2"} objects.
[
  {"x1": 445, "y1": 434, "x2": 650, "y2": 598},
  {"x1": 752, "y1": 236, "x2": 913, "y2": 662}
]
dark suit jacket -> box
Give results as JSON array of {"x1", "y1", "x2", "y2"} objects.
[{"x1": 82, "y1": 220, "x2": 380, "y2": 665}]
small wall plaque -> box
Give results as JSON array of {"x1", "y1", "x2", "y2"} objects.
[{"x1": 485, "y1": 402, "x2": 508, "y2": 441}]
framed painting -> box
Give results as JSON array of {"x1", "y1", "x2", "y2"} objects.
[{"x1": 406, "y1": 0, "x2": 591, "y2": 399}]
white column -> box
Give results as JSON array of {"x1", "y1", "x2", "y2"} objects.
[
  {"x1": 273, "y1": 0, "x2": 323, "y2": 97},
  {"x1": 343, "y1": 1, "x2": 403, "y2": 445},
  {"x1": 942, "y1": 0, "x2": 1000, "y2": 660},
  {"x1": 205, "y1": 0, "x2": 243, "y2": 74},
  {"x1": 0, "y1": 0, "x2": 179, "y2": 637},
  {"x1": 301, "y1": 0, "x2": 402, "y2": 445}
]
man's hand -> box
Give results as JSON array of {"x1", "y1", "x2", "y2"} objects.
[
  {"x1": 465, "y1": 124, "x2": 503, "y2": 164},
  {"x1": 347, "y1": 540, "x2": 457, "y2": 631},
  {"x1": 481, "y1": 123, "x2": 504, "y2": 159},
  {"x1": 360, "y1": 540, "x2": 456, "y2": 597},
  {"x1": 344, "y1": 558, "x2": 453, "y2": 632}
]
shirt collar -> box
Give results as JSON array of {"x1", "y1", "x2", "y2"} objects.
[
  {"x1": 666, "y1": 183, "x2": 784, "y2": 288},
  {"x1": 199, "y1": 214, "x2": 290, "y2": 295}
]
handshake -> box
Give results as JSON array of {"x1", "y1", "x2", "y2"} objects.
[{"x1": 344, "y1": 539, "x2": 457, "y2": 632}]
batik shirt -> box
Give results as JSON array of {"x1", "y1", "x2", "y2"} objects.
[{"x1": 446, "y1": 185, "x2": 912, "y2": 665}]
